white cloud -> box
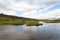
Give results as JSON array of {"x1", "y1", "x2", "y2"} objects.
[
  {"x1": 0, "y1": 10, "x2": 17, "y2": 16},
  {"x1": 0, "y1": 0, "x2": 60, "y2": 19},
  {"x1": 11, "y1": 1, "x2": 38, "y2": 11},
  {"x1": 43, "y1": 9, "x2": 60, "y2": 19},
  {"x1": 22, "y1": 10, "x2": 38, "y2": 18},
  {"x1": 0, "y1": 0, "x2": 38, "y2": 15},
  {"x1": 22, "y1": 9, "x2": 45, "y2": 19},
  {"x1": 22, "y1": 9, "x2": 60, "y2": 19}
]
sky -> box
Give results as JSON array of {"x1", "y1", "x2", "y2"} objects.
[{"x1": 0, "y1": 0, "x2": 60, "y2": 19}]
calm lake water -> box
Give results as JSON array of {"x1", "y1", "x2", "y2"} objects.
[{"x1": 0, "y1": 23, "x2": 60, "y2": 40}]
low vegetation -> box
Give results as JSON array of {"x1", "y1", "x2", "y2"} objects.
[
  {"x1": 40, "y1": 19, "x2": 60, "y2": 23},
  {"x1": 0, "y1": 14, "x2": 60, "y2": 26},
  {"x1": 0, "y1": 14, "x2": 41, "y2": 26},
  {"x1": 26, "y1": 21, "x2": 43, "y2": 26}
]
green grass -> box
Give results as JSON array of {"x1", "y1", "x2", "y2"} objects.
[
  {"x1": 0, "y1": 17, "x2": 60, "y2": 26},
  {"x1": 25, "y1": 21, "x2": 42, "y2": 26},
  {"x1": 0, "y1": 14, "x2": 60, "y2": 26},
  {"x1": 0, "y1": 17, "x2": 41, "y2": 26},
  {"x1": 42, "y1": 19, "x2": 60, "y2": 23}
]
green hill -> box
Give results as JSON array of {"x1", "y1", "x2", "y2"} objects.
[
  {"x1": 0, "y1": 14, "x2": 41, "y2": 26},
  {"x1": 0, "y1": 13, "x2": 60, "y2": 26}
]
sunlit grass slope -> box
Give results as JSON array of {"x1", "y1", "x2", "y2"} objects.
[
  {"x1": 0, "y1": 14, "x2": 41, "y2": 26},
  {"x1": 0, "y1": 14, "x2": 60, "y2": 26}
]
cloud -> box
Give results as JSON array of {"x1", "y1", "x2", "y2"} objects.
[
  {"x1": 43, "y1": 9, "x2": 60, "y2": 19},
  {"x1": 11, "y1": 1, "x2": 38, "y2": 11},
  {"x1": 0, "y1": 10, "x2": 17, "y2": 15},
  {"x1": 22, "y1": 9, "x2": 60, "y2": 19},
  {"x1": 0, "y1": 0, "x2": 60, "y2": 19},
  {"x1": 22, "y1": 10, "x2": 38, "y2": 18},
  {"x1": 0, "y1": 0, "x2": 38, "y2": 15}
]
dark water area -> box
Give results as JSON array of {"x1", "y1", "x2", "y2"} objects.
[{"x1": 0, "y1": 23, "x2": 60, "y2": 40}]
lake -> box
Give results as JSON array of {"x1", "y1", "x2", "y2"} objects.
[{"x1": 0, "y1": 23, "x2": 60, "y2": 40}]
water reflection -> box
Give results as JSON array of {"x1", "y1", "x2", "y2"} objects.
[{"x1": 0, "y1": 23, "x2": 60, "y2": 40}]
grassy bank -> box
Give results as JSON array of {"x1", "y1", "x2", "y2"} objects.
[
  {"x1": 0, "y1": 14, "x2": 60, "y2": 26},
  {"x1": 40, "y1": 19, "x2": 60, "y2": 23},
  {"x1": 0, "y1": 17, "x2": 41, "y2": 26},
  {"x1": 0, "y1": 14, "x2": 41, "y2": 26}
]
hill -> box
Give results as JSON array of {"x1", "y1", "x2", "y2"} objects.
[
  {"x1": 0, "y1": 13, "x2": 41, "y2": 26},
  {"x1": 0, "y1": 13, "x2": 60, "y2": 26}
]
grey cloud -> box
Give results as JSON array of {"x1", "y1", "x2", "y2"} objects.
[
  {"x1": 0, "y1": 0, "x2": 60, "y2": 13},
  {"x1": 0, "y1": 3, "x2": 9, "y2": 11},
  {"x1": 16, "y1": 0, "x2": 60, "y2": 5},
  {"x1": 15, "y1": 0, "x2": 23, "y2": 2},
  {"x1": 0, "y1": 0, "x2": 15, "y2": 11},
  {"x1": 0, "y1": 0, "x2": 60, "y2": 10}
]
